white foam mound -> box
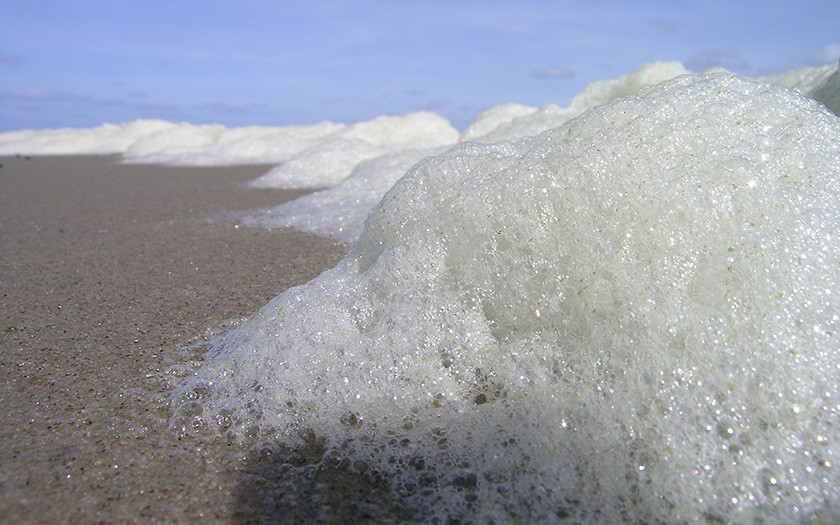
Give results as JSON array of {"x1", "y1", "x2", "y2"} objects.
[
  {"x1": 0, "y1": 118, "x2": 346, "y2": 163},
  {"x1": 245, "y1": 147, "x2": 448, "y2": 242},
  {"x1": 567, "y1": 60, "x2": 691, "y2": 112},
  {"x1": 174, "y1": 73, "x2": 840, "y2": 522},
  {"x1": 248, "y1": 112, "x2": 458, "y2": 189},
  {"x1": 462, "y1": 61, "x2": 690, "y2": 143},
  {"x1": 459, "y1": 103, "x2": 538, "y2": 142},
  {"x1": 759, "y1": 62, "x2": 840, "y2": 116},
  {"x1": 248, "y1": 62, "x2": 700, "y2": 239},
  {"x1": 248, "y1": 138, "x2": 386, "y2": 189},
  {"x1": 121, "y1": 121, "x2": 345, "y2": 165},
  {"x1": 0, "y1": 111, "x2": 458, "y2": 178},
  {"x1": 0, "y1": 119, "x2": 177, "y2": 155}
]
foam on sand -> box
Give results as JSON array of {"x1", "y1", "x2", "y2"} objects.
[
  {"x1": 252, "y1": 61, "x2": 839, "y2": 244},
  {"x1": 460, "y1": 61, "x2": 691, "y2": 143},
  {"x1": 0, "y1": 119, "x2": 178, "y2": 156},
  {"x1": 0, "y1": 111, "x2": 458, "y2": 176},
  {"x1": 248, "y1": 112, "x2": 458, "y2": 189},
  {"x1": 173, "y1": 73, "x2": 840, "y2": 522},
  {"x1": 243, "y1": 147, "x2": 449, "y2": 243},
  {"x1": 0, "y1": 119, "x2": 345, "y2": 163},
  {"x1": 249, "y1": 62, "x2": 698, "y2": 241}
]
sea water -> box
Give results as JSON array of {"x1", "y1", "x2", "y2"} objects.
[{"x1": 170, "y1": 72, "x2": 839, "y2": 522}]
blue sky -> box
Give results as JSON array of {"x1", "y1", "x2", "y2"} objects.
[{"x1": 1, "y1": 0, "x2": 839, "y2": 132}]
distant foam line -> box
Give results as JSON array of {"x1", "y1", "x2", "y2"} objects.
[
  {"x1": 0, "y1": 112, "x2": 458, "y2": 168},
  {"x1": 1, "y1": 61, "x2": 837, "y2": 244},
  {"x1": 247, "y1": 61, "x2": 839, "y2": 243}
]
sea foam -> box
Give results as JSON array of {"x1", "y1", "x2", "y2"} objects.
[
  {"x1": 247, "y1": 112, "x2": 458, "y2": 189},
  {"x1": 460, "y1": 61, "x2": 691, "y2": 143},
  {"x1": 250, "y1": 61, "x2": 839, "y2": 243},
  {"x1": 0, "y1": 111, "x2": 458, "y2": 174},
  {"x1": 249, "y1": 61, "x2": 696, "y2": 240},
  {"x1": 243, "y1": 147, "x2": 449, "y2": 243},
  {"x1": 174, "y1": 73, "x2": 840, "y2": 522}
]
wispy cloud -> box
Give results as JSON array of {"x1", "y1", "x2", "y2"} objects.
[
  {"x1": 648, "y1": 17, "x2": 676, "y2": 33},
  {"x1": 198, "y1": 100, "x2": 271, "y2": 115},
  {"x1": 11, "y1": 87, "x2": 77, "y2": 101},
  {"x1": 414, "y1": 98, "x2": 449, "y2": 112},
  {"x1": 685, "y1": 49, "x2": 749, "y2": 72},
  {"x1": 531, "y1": 66, "x2": 575, "y2": 81},
  {"x1": 0, "y1": 51, "x2": 24, "y2": 66},
  {"x1": 2, "y1": 86, "x2": 176, "y2": 113},
  {"x1": 812, "y1": 43, "x2": 840, "y2": 65}
]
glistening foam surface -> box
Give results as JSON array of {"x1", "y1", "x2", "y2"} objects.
[{"x1": 174, "y1": 73, "x2": 840, "y2": 522}]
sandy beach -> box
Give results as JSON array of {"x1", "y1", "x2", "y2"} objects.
[{"x1": 0, "y1": 155, "x2": 385, "y2": 523}]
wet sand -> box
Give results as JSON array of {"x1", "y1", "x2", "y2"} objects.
[{"x1": 0, "y1": 155, "x2": 361, "y2": 523}]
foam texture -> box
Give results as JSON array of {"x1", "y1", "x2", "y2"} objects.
[
  {"x1": 174, "y1": 73, "x2": 840, "y2": 522},
  {"x1": 759, "y1": 63, "x2": 840, "y2": 117},
  {"x1": 460, "y1": 61, "x2": 690, "y2": 144},
  {"x1": 247, "y1": 62, "x2": 839, "y2": 243},
  {"x1": 0, "y1": 112, "x2": 458, "y2": 180},
  {"x1": 248, "y1": 112, "x2": 458, "y2": 189},
  {"x1": 245, "y1": 147, "x2": 448, "y2": 242}
]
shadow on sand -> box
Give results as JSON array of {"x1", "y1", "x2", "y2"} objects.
[{"x1": 232, "y1": 436, "x2": 416, "y2": 524}]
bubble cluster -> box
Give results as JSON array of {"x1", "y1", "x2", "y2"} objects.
[{"x1": 174, "y1": 73, "x2": 840, "y2": 522}]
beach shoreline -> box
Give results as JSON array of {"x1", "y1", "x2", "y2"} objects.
[{"x1": 0, "y1": 155, "x2": 346, "y2": 522}]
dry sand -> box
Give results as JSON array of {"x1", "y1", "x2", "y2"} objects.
[{"x1": 0, "y1": 155, "x2": 405, "y2": 523}]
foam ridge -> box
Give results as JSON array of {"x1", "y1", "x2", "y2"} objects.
[{"x1": 174, "y1": 73, "x2": 840, "y2": 522}]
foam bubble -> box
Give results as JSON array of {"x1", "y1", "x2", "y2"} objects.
[{"x1": 175, "y1": 73, "x2": 840, "y2": 522}]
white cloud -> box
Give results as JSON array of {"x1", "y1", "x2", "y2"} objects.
[
  {"x1": 531, "y1": 66, "x2": 575, "y2": 81},
  {"x1": 813, "y1": 43, "x2": 840, "y2": 64},
  {"x1": 14, "y1": 87, "x2": 76, "y2": 101},
  {"x1": 0, "y1": 51, "x2": 24, "y2": 66},
  {"x1": 685, "y1": 49, "x2": 749, "y2": 72},
  {"x1": 648, "y1": 17, "x2": 677, "y2": 33},
  {"x1": 414, "y1": 98, "x2": 449, "y2": 112}
]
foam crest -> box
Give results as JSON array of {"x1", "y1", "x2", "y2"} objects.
[
  {"x1": 0, "y1": 112, "x2": 458, "y2": 180},
  {"x1": 248, "y1": 138, "x2": 386, "y2": 189},
  {"x1": 462, "y1": 61, "x2": 690, "y2": 143},
  {"x1": 122, "y1": 121, "x2": 345, "y2": 165},
  {"x1": 248, "y1": 112, "x2": 458, "y2": 189},
  {"x1": 174, "y1": 73, "x2": 840, "y2": 522},
  {"x1": 251, "y1": 62, "x2": 718, "y2": 240},
  {"x1": 759, "y1": 63, "x2": 840, "y2": 116},
  {"x1": 245, "y1": 147, "x2": 448, "y2": 241},
  {"x1": 0, "y1": 119, "x2": 177, "y2": 155}
]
